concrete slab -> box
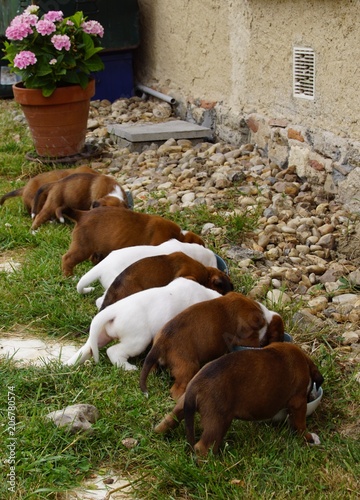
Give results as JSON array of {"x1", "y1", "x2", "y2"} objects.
[
  {"x1": 0, "y1": 335, "x2": 80, "y2": 366},
  {"x1": 108, "y1": 119, "x2": 212, "y2": 142}
]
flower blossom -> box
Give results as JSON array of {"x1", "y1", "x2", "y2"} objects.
[
  {"x1": 81, "y1": 20, "x2": 104, "y2": 38},
  {"x1": 44, "y1": 11, "x2": 63, "y2": 23},
  {"x1": 51, "y1": 34, "x2": 71, "y2": 51},
  {"x1": 13, "y1": 50, "x2": 37, "y2": 69},
  {"x1": 49, "y1": 58, "x2": 57, "y2": 65},
  {"x1": 5, "y1": 22, "x2": 33, "y2": 40},
  {"x1": 24, "y1": 5, "x2": 39, "y2": 15},
  {"x1": 17, "y1": 12, "x2": 38, "y2": 26},
  {"x1": 36, "y1": 20, "x2": 56, "y2": 36}
]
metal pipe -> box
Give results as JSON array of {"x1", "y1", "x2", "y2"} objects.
[{"x1": 135, "y1": 84, "x2": 176, "y2": 105}]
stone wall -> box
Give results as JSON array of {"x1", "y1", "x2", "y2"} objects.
[{"x1": 134, "y1": 0, "x2": 360, "y2": 212}]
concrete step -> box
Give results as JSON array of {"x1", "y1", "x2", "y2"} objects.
[{"x1": 108, "y1": 119, "x2": 212, "y2": 151}]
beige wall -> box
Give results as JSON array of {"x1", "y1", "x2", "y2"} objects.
[
  {"x1": 134, "y1": 0, "x2": 360, "y2": 203},
  {"x1": 135, "y1": 0, "x2": 359, "y2": 138}
]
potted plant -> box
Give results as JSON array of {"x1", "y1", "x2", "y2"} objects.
[{"x1": 2, "y1": 5, "x2": 104, "y2": 158}]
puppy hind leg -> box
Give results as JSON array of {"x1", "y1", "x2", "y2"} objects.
[
  {"x1": 96, "y1": 293, "x2": 106, "y2": 310},
  {"x1": 170, "y1": 362, "x2": 200, "y2": 401},
  {"x1": 31, "y1": 208, "x2": 53, "y2": 230},
  {"x1": 195, "y1": 415, "x2": 232, "y2": 456},
  {"x1": 106, "y1": 343, "x2": 138, "y2": 370},
  {"x1": 154, "y1": 395, "x2": 185, "y2": 434},
  {"x1": 62, "y1": 246, "x2": 90, "y2": 276},
  {"x1": 287, "y1": 395, "x2": 321, "y2": 445},
  {"x1": 55, "y1": 205, "x2": 67, "y2": 223}
]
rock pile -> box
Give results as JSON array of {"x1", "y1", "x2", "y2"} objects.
[{"x1": 84, "y1": 96, "x2": 360, "y2": 360}]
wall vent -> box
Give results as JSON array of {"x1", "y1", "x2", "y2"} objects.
[{"x1": 293, "y1": 47, "x2": 315, "y2": 100}]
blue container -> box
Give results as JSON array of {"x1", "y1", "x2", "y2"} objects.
[{"x1": 92, "y1": 51, "x2": 134, "y2": 102}]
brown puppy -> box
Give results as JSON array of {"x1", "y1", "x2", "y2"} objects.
[
  {"x1": 61, "y1": 206, "x2": 205, "y2": 276},
  {"x1": 99, "y1": 251, "x2": 233, "y2": 310},
  {"x1": 154, "y1": 343, "x2": 324, "y2": 456},
  {"x1": 0, "y1": 165, "x2": 97, "y2": 215},
  {"x1": 140, "y1": 292, "x2": 284, "y2": 400},
  {"x1": 31, "y1": 173, "x2": 128, "y2": 230}
]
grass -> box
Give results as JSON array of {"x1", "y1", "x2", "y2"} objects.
[{"x1": 0, "y1": 99, "x2": 359, "y2": 499}]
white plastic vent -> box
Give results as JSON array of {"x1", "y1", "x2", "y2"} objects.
[{"x1": 293, "y1": 47, "x2": 315, "y2": 100}]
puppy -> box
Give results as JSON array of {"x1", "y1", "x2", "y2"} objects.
[
  {"x1": 65, "y1": 278, "x2": 221, "y2": 370},
  {"x1": 31, "y1": 173, "x2": 128, "y2": 230},
  {"x1": 76, "y1": 239, "x2": 218, "y2": 295},
  {"x1": 98, "y1": 252, "x2": 233, "y2": 310},
  {"x1": 62, "y1": 206, "x2": 205, "y2": 276},
  {"x1": 0, "y1": 165, "x2": 97, "y2": 215},
  {"x1": 154, "y1": 343, "x2": 324, "y2": 456},
  {"x1": 140, "y1": 292, "x2": 284, "y2": 400}
]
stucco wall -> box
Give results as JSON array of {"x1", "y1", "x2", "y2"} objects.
[{"x1": 134, "y1": 0, "x2": 360, "y2": 207}]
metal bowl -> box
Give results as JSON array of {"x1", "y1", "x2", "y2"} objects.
[
  {"x1": 215, "y1": 254, "x2": 229, "y2": 274},
  {"x1": 271, "y1": 385, "x2": 323, "y2": 422}
]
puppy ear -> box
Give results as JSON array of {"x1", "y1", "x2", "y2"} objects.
[
  {"x1": 209, "y1": 274, "x2": 233, "y2": 294},
  {"x1": 182, "y1": 231, "x2": 205, "y2": 246},
  {"x1": 263, "y1": 314, "x2": 285, "y2": 345},
  {"x1": 309, "y1": 361, "x2": 324, "y2": 390}
]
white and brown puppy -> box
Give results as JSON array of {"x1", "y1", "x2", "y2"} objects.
[
  {"x1": 0, "y1": 165, "x2": 97, "y2": 215},
  {"x1": 62, "y1": 206, "x2": 205, "y2": 276},
  {"x1": 76, "y1": 239, "x2": 218, "y2": 295},
  {"x1": 98, "y1": 252, "x2": 233, "y2": 310},
  {"x1": 65, "y1": 278, "x2": 222, "y2": 370},
  {"x1": 154, "y1": 343, "x2": 324, "y2": 456},
  {"x1": 140, "y1": 292, "x2": 284, "y2": 400},
  {"x1": 31, "y1": 173, "x2": 128, "y2": 230}
]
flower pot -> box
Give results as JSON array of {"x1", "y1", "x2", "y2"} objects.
[{"x1": 12, "y1": 80, "x2": 95, "y2": 158}]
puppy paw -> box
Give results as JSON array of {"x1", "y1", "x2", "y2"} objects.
[
  {"x1": 306, "y1": 432, "x2": 321, "y2": 445},
  {"x1": 310, "y1": 433, "x2": 321, "y2": 445},
  {"x1": 78, "y1": 286, "x2": 95, "y2": 294},
  {"x1": 113, "y1": 360, "x2": 138, "y2": 371}
]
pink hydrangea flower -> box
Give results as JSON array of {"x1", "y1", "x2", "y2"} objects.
[
  {"x1": 16, "y1": 12, "x2": 38, "y2": 27},
  {"x1": 81, "y1": 20, "x2": 104, "y2": 38},
  {"x1": 36, "y1": 20, "x2": 56, "y2": 36},
  {"x1": 51, "y1": 34, "x2": 71, "y2": 51},
  {"x1": 13, "y1": 50, "x2": 37, "y2": 69},
  {"x1": 44, "y1": 11, "x2": 63, "y2": 23},
  {"x1": 49, "y1": 58, "x2": 57, "y2": 65},
  {"x1": 5, "y1": 22, "x2": 33, "y2": 40}
]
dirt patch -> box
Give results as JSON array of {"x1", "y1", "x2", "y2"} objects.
[
  {"x1": 0, "y1": 248, "x2": 26, "y2": 272},
  {"x1": 339, "y1": 421, "x2": 360, "y2": 440},
  {"x1": 337, "y1": 221, "x2": 360, "y2": 264}
]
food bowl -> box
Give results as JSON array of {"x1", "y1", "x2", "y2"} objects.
[
  {"x1": 126, "y1": 191, "x2": 134, "y2": 209},
  {"x1": 215, "y1": 254, "x2": 229, "y2": 275},
  {"x1": 271, "y1": 385, "x2": 323, "y2": 422},
  {"x1": 232, "y1": 332, "x2": 292, "y2": 352},
  {"x1": 283, "y1": 332, "x2": 293, "y2": 342}
]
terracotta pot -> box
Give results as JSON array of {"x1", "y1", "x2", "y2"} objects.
[{"x1": 12, "y1": 80, "x2": 95, "y2": 158}]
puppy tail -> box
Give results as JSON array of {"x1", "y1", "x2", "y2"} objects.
[
  {"x1": 0, "y1": 187, "x2": 24, "y2": 206},
  {"x1": 184, "y1": 387, "x2": 197, "y2": 449},
  {"x1": 88, "y1": 307, "x2": 114, "y2": 363},
  {"x1": 139, "y1": 345, "x2": 160, "y2": 396},
  {"x1": 61, "y1": 207, "x2": 86, "y2": 223},
  {"x1": 31, "y1": 183, "x2": 51, "y2": 218}
]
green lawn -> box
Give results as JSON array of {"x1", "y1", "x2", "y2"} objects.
[{"x1": 0, "y1": 99, "x2": 359, "y2": 499}]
